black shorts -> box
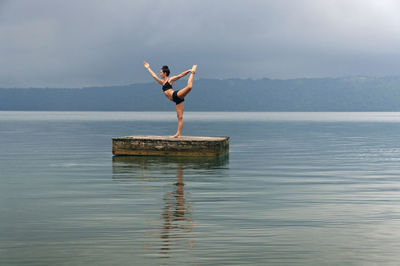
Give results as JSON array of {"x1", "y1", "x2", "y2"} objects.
[{"x1": 172, "y1": 90, "x2": 184, "y2": 105}]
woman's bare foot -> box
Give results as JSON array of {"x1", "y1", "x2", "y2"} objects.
[
  {"x1": 171, "y1": 134, "x2": 181, "y2": 138},
  {"x1": 191, "y1": 65, "x2": 197, "y2": 74}
]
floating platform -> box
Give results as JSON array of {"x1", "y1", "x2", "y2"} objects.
[{"x1": 112, "y1": 136, "x2": 229, "y2": 157}]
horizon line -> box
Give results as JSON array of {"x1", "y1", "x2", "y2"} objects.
[{"x1": 2, "y1": 75, "x2": 400, "y2": 89}]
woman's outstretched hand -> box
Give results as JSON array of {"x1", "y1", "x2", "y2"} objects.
[{"x1": 143, "y1": 62, "x2": 150, "y2": 69}]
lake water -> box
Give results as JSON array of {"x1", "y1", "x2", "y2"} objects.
[{"x1": 2, "y1": 111, "x2": 400, "y2": 265}]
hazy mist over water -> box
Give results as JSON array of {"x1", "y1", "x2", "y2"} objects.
[{"x1": 2, "y1": 112, "x2": 400, "y2": 265}]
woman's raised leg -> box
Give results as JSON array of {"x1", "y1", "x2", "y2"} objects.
[{"x1": 177, "y1": 65, "x2": 197, "y2": 99}]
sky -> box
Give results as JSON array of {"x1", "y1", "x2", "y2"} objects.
[{"x1": 1, "y1": 0, "x2": 400, "y2": 88}]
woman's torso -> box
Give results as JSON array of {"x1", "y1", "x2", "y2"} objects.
[{"x1": 162, "y1": 79, "x2": 174, "y2": 100}]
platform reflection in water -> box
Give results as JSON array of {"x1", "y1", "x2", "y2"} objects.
[{"x1": 112, "y1": 155, "x2": 229, "y2": 259}]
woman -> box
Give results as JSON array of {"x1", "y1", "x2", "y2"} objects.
[{"x1": 144, "y1": 62, "x2": 197, "y2": 138}]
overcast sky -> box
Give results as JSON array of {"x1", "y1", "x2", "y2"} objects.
[{"x1": 1, "y1": 0, "x2": 400, "y2": 88}]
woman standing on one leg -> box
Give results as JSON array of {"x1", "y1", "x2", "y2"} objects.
[{"x1": 144, "y1": 62, "x2": 197, "y2": 138}]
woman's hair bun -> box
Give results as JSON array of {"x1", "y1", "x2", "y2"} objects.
[{"x1": 162, "y1": 65, "x2": 170, "y2": 76}]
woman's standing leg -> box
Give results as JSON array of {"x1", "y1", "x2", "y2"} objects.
[{"x1": 172, "y1": 102, "x2": 184, "y2": 138}]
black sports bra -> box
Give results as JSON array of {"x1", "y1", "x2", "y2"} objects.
[{"x1": 162, "y1": 81, "x2": 172, "y2": 91}]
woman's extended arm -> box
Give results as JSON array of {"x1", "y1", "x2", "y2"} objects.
[
  {"x1": 144, "y1": 62, "x2": 163, "y2": 85},
  {"x1": 169, "y1": 69, "x2": 192, "y2": 83}
]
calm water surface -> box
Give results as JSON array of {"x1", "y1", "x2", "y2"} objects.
[{"x1": 2, "y1": 112, "x2": 400, "y2": 265}]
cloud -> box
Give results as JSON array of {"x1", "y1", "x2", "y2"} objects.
[{"x1": 1, "y1": 0, "x2": 400, "y2": 87}]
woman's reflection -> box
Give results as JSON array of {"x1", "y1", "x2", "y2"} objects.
[
  {"x1": 160, "y1": 163, "x2": 194, "y2": 257},
  {"x1": 112, "y1": 155, "x2": 228, "y2": 258}
]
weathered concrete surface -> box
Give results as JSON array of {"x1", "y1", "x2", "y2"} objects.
[{"x1": 112, "y1": 136, "x2": 229, "y2": 156}]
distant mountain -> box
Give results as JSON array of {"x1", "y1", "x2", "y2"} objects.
[{"x1": 1, "y1": 76, "x2": 400, "y2": 111}]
